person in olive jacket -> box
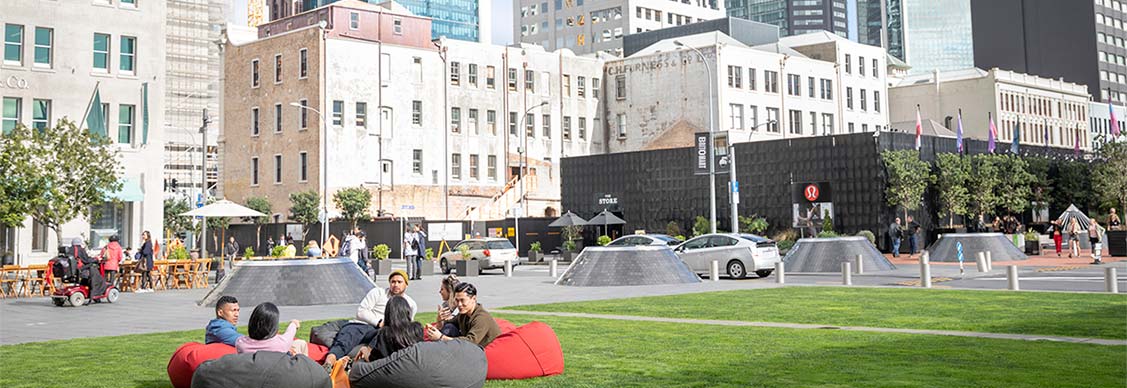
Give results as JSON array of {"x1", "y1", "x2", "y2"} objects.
[{"x1": 424, "y1": 282, "x2": 500, "y2": 348}]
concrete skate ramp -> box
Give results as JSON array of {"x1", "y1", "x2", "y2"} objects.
[
  {"x1": 782, "y1": 236, "x2": 896, "y2": 272},
  {"x1": 555, "y1": 246, "x2": 701, "y2": 287},
  {"x1": 926, "y1": 233, "x2": 1028, "y2": 262},
  {"x1": 199, "y1": 257, "x2": 375, "y2": 307}
]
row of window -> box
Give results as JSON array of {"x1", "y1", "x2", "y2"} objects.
[
  {"x1": 2, "y1": 96, "x2": 136, "y2": 143},
  {"x1": 997, "y1": 118, "x2": 1086, "y2": 146},
  {"x1": 249, "y1": 153, "x2": 309, "y2": 186},
  {"x1": 1097, "y1": 0, "x2": 1127, "y2": 12},
  {"x1": 448, "y1": 62, "x2": 601, "y2": 99},
  {"x1": 843, "y1": 54, "x2": 880, "y2": 78},
  {"x1": 1102, "y1": 69, "x2": 1127, "y2": 85},
  {"x1": 728, "y1": 102, "x2": 867, "y2": 136},
  {"x1": 724, "y1": 67, "x2": 784, "y2": 94},
  {"x1": 1097, "y1": 32, "x2": 1127, "y2": 49},
  {"x1": 999, "y1": 92, "x2": 1086, "y2": 121},
  {"x1": 4, "y1": 25, "x2": 137, "y2": 75},
  {"x1": 844, "y1": 87, "x2": 881, "y2": 112},
  {"x1": 250, "y1": 48, "x2": 309, "y2": 87},
  {"x1": 1096, "y1": 12, "x2": 1127, "y2": 30}
]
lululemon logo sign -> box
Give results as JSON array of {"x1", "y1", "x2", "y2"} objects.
[{"x1": 803, "y1": 184, "x2": 819, "y2": 202}]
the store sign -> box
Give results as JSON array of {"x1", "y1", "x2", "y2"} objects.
[
  {"x1": 595, "y1": 193, "x2": 621, "y2": 211},
  {"x1": 0, "y1": 75, "x2": 29, "y2": 90}
]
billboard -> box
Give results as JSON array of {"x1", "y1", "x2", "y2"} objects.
[{"x1": 792, "y1": 182, "x2": 834, "y2": 228}]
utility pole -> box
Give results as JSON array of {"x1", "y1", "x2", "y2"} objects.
[{"x1": 200, "y1": 108, "x2": 212, "y2": 260}]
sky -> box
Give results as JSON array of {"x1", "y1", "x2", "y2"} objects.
[{"x1": 227, "y1": 0, "x2": 516, "y2": 44}]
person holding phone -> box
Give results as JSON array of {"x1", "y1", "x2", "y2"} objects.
[
  {"x1": 424, "y1": 283, "x2": 500, "y2": 348},
  {"x1": 433, "y1": 275, "x2": 461, "y2": 337}
]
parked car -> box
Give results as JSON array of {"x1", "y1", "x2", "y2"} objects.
[
  {"x1": 439, "y1": 238, "x2": 519, "y2": 274},
  {"x1": 607, "y1": 234, "x2": 682, "y2": 247},
  {"x1": 673, "y1": 233, "x2": 780, "y2": 279}
]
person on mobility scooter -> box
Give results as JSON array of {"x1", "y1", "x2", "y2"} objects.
[{"x1": 50, "y1": 237, "x2": 119, "y2": 307}]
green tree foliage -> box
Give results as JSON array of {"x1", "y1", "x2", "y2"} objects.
[
  {"x1": 968, "y1": 154, "x2": 1002, "y2": 218},
  {"x1": 163, "y1": 198, "x2": 193, "y2": 238},
  {"x1": 27, "y1": 119, "x2": 122, "y2": 242},
  {"x1": 1092, "y1": 141, "x2": 1127, "y2": 212},
  {"x1": 933, "y1": 153, "x2": 971, "y2": 227},
  {"x1": 881, "y1": 150, "x2": 931, "y2": 220},
  {"x1": 1049, "y1": 160, "x2": 1092, "y2": 214},
  {"x1": 665, "y1": 221, "x2": 682, "y2": 237},
  {"x1": 692, "y1": 216, "x2": 711, "y2": 237},
  {"x1": 821, "y1": 210, "x2": 834, "y2": 232},
  {"x1": 995, "y1": 155, "x2": 1036, "y2": 215},
  {"x1": 597, "y1": 235, "x2": 612, "y2": 246},
  {"x1": 0, "y1": 124, "x2": 49, "y2": 227},
  {"x1": 1025, "y1": 156, "x2": 1052, "y2": 212},
  {"x1": 289, "y1": 190, "x2": 320, "y2": 240},
  {"x1": 333, "y1": 187, "x2": 372, "y2": 228},
  {"x1": 739, "y1": 215, "x2": 769, "y2": 234},
  {"x1": 243, "y1": 197, "x2": 272, "y2": 250}
]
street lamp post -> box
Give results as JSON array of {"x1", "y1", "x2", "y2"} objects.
[
  {"x1": 289, "y1": 102, "x2": 329, "y2": 248},
  {"x1": 674, "y1": 40, "x2": 717, "y2": 233},
  {"x1": 516, "y1": 101, "x2": 548, "y2": 257},
  {"x1": 433, "y1": 37, "x2": 450, "y2": 220},
  {"x1": 729, "y1": 120, "x2": 777, "y2": 233}
]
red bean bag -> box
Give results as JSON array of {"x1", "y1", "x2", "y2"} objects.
[
  {"x1": 495, "y1": 318, "x2": 517, "y2": 334},
  {"x1": 484, "y1": 321, "x2": 564, "y2": 380},
  {"x1": 307, "y1": 343, "x2": 329, "y2": 364},
  {"x1": 167, "y1": 342, "x2": 236, "y2": 388}
]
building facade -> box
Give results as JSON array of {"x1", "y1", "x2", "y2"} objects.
[
  {"x1": 889, "y1": 68, "x2": 1091, "y2": 151},
  {"x1": 300, "y1": 0, "x2": 490, "y2": 43},
  {"x1": 972, "y1": 0, "x2": 1123, "y2": 103},
  {"x1": 222, "y1": 1, "x2": 604, "y2": 224},
  {"x1": 601, "y1": 30, "x2": 887, "y2": 153},
  {"x1": 887, "y1": 0, "x2": 974, "y2": 74},
  {"x1": 2, "y1": 0, "x2": 166, "y2": 265},
  {"x1": 726, "y1": 0, "x2": 848, "y2": 38},
  {"x1": 1089, "y1": 100, "x2": 1127, "y2": 146},
  {"x1": 515, "y1": 0, "x2": 726, "y2": 56}
]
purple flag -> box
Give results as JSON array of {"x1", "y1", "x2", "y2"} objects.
[
  {"x1": 988, "y1": 114, "x2": 997, "y2": 154},
  {"x1": 956, "y1": 110, "x2": 964, "y2": 153},
  {"x1": 1111, "y1": 100, "x2": 1121, "y2": 137}
]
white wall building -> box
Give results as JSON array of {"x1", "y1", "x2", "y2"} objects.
[
  {"x1": 889, "y1": 68, "x2": 1092, "y2": 150},
  {"x1": 515, "y1": 0, "x2": 726, "y2": 56},
  {"x1": 779, "y1": 31, "x2": 888, "y2": 134},
  {"x1": 2, "y1": 0, "x2": 166, "y2": 265}
]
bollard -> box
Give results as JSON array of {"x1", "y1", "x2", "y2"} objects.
[
  {"x1": 504, "y1": 260, "x2": 513, "y2": 278},
  {"x1": 1007, "y1": 265, "x2": 1019, "y2": 291},
  {"x1": 710, "y1": 260, "x2": 720, "y2": 281},
  {"x1": 549, "y1": 259, "x2": 558, "y2": 278},
  {"x1": 842, "y1": 262, "x2": 853, "y2": 285},
  {"x1": 1107, "y1": 267, "x2": 1119, "y2": 293},
  {"x1": 976, "y1": 252, "x2": 987, "y2": 272},
  {"x1": 985, "y1": 251, "x2": 993, "y2": 272},
  {"x1": 855, "y1": 254, "x2": 864, "y2": 274},
  {"x1": 920, "y1": 251, "x2": 932, "y2": 288},
  {"x1": 775, "y1": 262, "x2": 785, "y2": 284}
]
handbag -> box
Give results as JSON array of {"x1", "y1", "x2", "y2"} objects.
[{"x1": 330, "y1": 358, "x2": 350, "y2": 388}]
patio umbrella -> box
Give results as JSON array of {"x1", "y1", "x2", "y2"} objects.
[
  {"x1": 587, "y1": 209, "x2": 626, "y2": 236},
  {"x1": 1056, "y1": 204, "x2": 1091, "y2": 230},
  {"x1": 180, "y1": 199, "x2": 267, "y2": 260},
  {"x1": 549, "y1": 211, "x2": 588, "y2": 227}
]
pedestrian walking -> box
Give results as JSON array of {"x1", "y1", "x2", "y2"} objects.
[
  {"x1": 906, "y1": 215, "x2": 921, "y2": 258},
  {"x1": 403, "y1": 225, "x2": 419, "y2": 279},
  {"x1": 1090, "y1": 219, "x2": 1104, "y2": 265},
  {"x1": 357, "y1": 230, "x2": 370, "y2": 275},
  {"x1": 1048, "y1": 220, "x2": 1063, "y2": 257},
  {"x1": 1067, "y1": 218, "x2": 1081, "y2": 258},
  {"x1": 220, "y1": 236, "x2": 239, "y2": 284},
  {"x1": 413, "y1": 224, "x2": 428, "y2": 280},
  {"x1": 888, "y1": 217, "x2": 902, "y2": 258},
  {"x1": 138, "y1": 231, "x2": 154, "y2": 292}
]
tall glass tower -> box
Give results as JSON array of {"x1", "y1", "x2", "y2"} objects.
[{"x1": 889, "y1": 0, "x2": 974, "y2": 74}]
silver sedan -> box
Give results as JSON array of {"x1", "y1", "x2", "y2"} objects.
[
  {"x1": 673, "y1": 233, "x2": 781, "y2": 279},
  {"x1": 607, "y1": 234, "x2": 682, "y2": 247}
]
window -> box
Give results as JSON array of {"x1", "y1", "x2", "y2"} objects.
[
  {"x1": 393, "y1": 18, "x2": 403, "y2": 34},
  {"x1": 809, "y1": 111, "x2": 817, "y2": 134},
  {"x1": 251, "y1": 107, "x2": 259, "y2": 136},
  {"x1": 844, "y1": 54, "x2": 851, "y2": 74},
  {"x1": 543, "y1": 113, "x2": 551, "y2": 137},
  {"x1": 789, "y1": 110, "x2": 802, "y2": 134},
  {"x1": 412, "y1": 100, "x2": 422, "y2": 125},
  {"x1": 469, "y1": 154, "x2": 479, "y2": 179},
  {"x1": 33, "y1": 27, "x2": 51, "y2": 67},
  {"x1": 468, "y1": 109, "x2": 478, "y2": 134},
  {"x1": 727, "y1": 66, "x2": 742, "y2": 88},
  {"x1": 487, "y1": 110, "x2": 497, "y2": 134},
  {"x1": 578, "y1": 76, "x2": 586, "y2": 97},
  {"x1": 115, "y1": 104, "x2": 134, "y2": 144},
  {"x1": 859, "y1": 56, "x2": 865, "y2": 76},
  {"x1": 563, "y1": 116, "x2": 572, "y2": 140},
  {"x1": 274, "y1": 155, "x2": 282, "y2": 183},
  {"x1": 821, "y1": 113, "x2": 834, "y2": 135},
  {"x1": 451, "y1": 153, "x2": 462, "y2": 180},
  {"x1": 412, "y1": 149, "x2": 423, "y2": 174},
  {"x1": 350, "y1": 12, "x2": 360, "y2": 29},
  {"x1": 872, "y1": 58, "x2": 878, "y2": 78},
  {"x1": 31, "y1": 99, "x2": 49, "y2": 130},
  {"x1": 748, "y1": 105, "x2": 758, "y2": 128},
  {"x1": 251, "y1": 59, "x2": 260, "y2": 87},
  {"x1": 332, "y1": 100, "x2": 343, "y2": 125},
  {"x1": 860, "y1": 88, "x2": 867, "y2": 111},
  {"x1": 251, "y1": 157, "x2": 259, "y2": 185},
  {"x1": 578, "y1": 117, "x2": 586, "y2": 140},
  {"x1": 766, "y1": 108, "x2": 779, "y2": 132},
  {"x1": 299, "y1": 152, "x2": 308, "y2": 182},
  {"x1": 874, "y1": 91, "x2": 881, "y2": 112},
  {"x1": 862, "y1": 123, "x2": 869, "y2": 132},
  {"x1": 450, "y1": 61, "x2": 460, "y2": 85},
  {"x1": 748, "y1": 68, "x2": 757, "y2": 90},
  {"x1": 274, "y1": 103, "x2": 282, "y2": 132},
  {"x1": 787, "y1": 74, "x2": 800, "y2": 96},
  {"x1": 729, "y1": 104, "x2": 743, "y2": 129},
  {"x1": 274, "y1": 54, "x2": 282, "y2": 83},
  {"x1": 468, "y1": 64, "x2": 478, "y2": 85},
  {"x1": 31, "y1": 218, "x2": 47, "y2": 252},
  {"x1": 563, "y1": 74, "x2": 572, "y2": 96},
  {"x1": 356, "y1": 102, "x2": 367, "y2": 127},
  {"x1": 593, "y1": 78, "x2": 601, "y2": 97},
  {"x1": 519, "y1": 69, "x2": 532, "y2": 92},
  {"x1": 807, "y1": 76, "x2": 815, "y2": 97},
  {"x1": 5, "y1": 24, "x2": 23, "y2": 65},
  {"x1": 93, "y1": 33, "x2": 110, "y2": 71},
  {"x1": 119, "y1": 36, "x2": 135, "y2": 73},
  {"x1": 488, "y1": 155, "x2": 497, "y2": 180},
  {"x1": 451, "y1": 107, "x2": 462, "y2": 133},
  {"x1": 820, "y1": 79, "x2": 832, "y2": 99},
  {"x1": 765, "y1": 71, "x2": 778, "y2": 93},
  {"x1": 509, "y1": 112, "x2": 518, "y2": 135},
  {"x1": 299, "y1": 48, "x2": 308, "y2": 78},
  {"x1": 615, "y1": 75, "x2": 626, "y2": 99},
  {"x1": 508, "y1": 68, "x2": 518, "y2": 91},
  {"x1": 848, "y1": 122, "x2": 855, "y2": 133},
  {"x1": 846, "y1": 87, "x2": 853, "y2": 109},
  {"x1": 297, "y1": 99, "x2": 309, "y2": 129},
  {"x1": 523, "y1": 113, "x2": 534, "y2": 137},
  {"x1": 486, "y1": 66, "x2": 496, "y2": 88},
  {"x1": 616, "y1": 113, "x2": 626, "y2": 138}
]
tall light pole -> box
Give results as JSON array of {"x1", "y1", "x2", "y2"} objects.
[
  {"x1": 289, "y1": 102, "x2": 329, "y2": 247},
  {"x1": 730, "y1": 120, "x2": 777, "y2": 233},
  {"x1": 675, "y1": 40, "x2": 717, "y2": 233},
  {"x1": 200, "y1": 109, "x2": 212, "y2": 259},
  {"x1": 433, "y1": 37, "x2": 450, "y2": 220},
  {"x1": 516, "y1": 101, "x2": 548, "y2": 257}
]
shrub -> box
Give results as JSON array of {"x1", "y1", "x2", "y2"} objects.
[
  {"x1": 243, "y1": 247, "x2": 254, "y2": 258},
  {"x1": 692, "y1": 216, "x2": 711, "y2": 236},
  {"x1": 674, "y1": 235, "x2": 686, "y2": 242},
  {"x1": 529, "y1": 241, "x2": 542, "y2": 252},
  {"x1": 270, "y1": 245, "x2": 287, "y2": 257},
  {"x1": 817, "y1": 230, "x2": 839, "y2": 238},
  {"x1": 822, "y1": 210, "x2": 834, "y2": 232},
  {"x1": 425, "y1": 247, "x2": 434, "y2": 259},
  {"x1": 665, "y1": 221, "x2": 682, "y2": 237},
  {"x1": 856, "y1": 230, "x2": 876, "y2": 244},
  {"x1": 168, "y1": 246, "x2": 190, "y2": 261},
  {"x1": 373, "y1": 244, "x2": 390, "y2": 260},
  {"x1": 771, "y1": 229, "x2": 797, "y2": 242},
  {"x1": 459, "y1": 243, "x2": 472, "y2": 259},
  {"x1": 739, "y1": 215, "x2": 769, "y2": 234},
  {"x1": 777, "y1": 240, "x2": 796, "y2": 252},
  {"x1": 597, "y1": 235, "x2": 612, "y2": 246},
  {"x1": 563, "y1": 240, "x2": 577, "y2": 252},
  {"x1": 1023, "y1": 231, "x2": 1039, "y2": 242}
]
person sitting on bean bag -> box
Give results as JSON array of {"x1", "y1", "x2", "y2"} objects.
[
  {"x1": 425, "y1": 283, "x2": 501, "y2": 348},
  {"x1": 236, "y1": 302, "x2": 309, "y2": 356},
  {"x1": 205, "y1": 296, "x2": 242, "y2": 346},
  {"x1": 349, "y1": 296, "x2": 423, "y2": 362},
  {"x1": 323, "y1": 270, "x2": 417, "y2": 368},
  {"x1": 433, "y1": 275, "x2": 461, "y2": 337}
]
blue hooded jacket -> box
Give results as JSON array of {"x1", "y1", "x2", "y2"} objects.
[{"x1": 205, "y1": 318, "x2": 242, "y2": 346}]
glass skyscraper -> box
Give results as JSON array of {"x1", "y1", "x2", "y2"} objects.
[
  {"x1": 889, "y1": 0, "x2": 974, "y2": 74},
  {"x1": 301, "y1": 0, "x2": 483, "y2": 42}
]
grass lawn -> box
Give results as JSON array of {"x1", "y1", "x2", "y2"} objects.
[
  {"x1": 0, "y1": 313, "x2": 1123, "y2": 388},
  {"x1": 507, "y1": 287, "x2": 1127, "y2": 340}
]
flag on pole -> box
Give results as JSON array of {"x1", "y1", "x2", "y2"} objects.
[
  {"x1": 987, "y1": 113, "x2": 997, "y2": 154},
  {"x1": 914, "y1": 105, "x2": 922, "y2": 150},
  {"x1": 1110, "y1": 99, "x2": 1121, "y2": 137},
  {"x1": 956, "y1": 109, "x2": 964, "y2": 154},
  {"x1": 82, "y1": 83, "x2": 107, "y2": 138},
  {"x1": 1043, "y1": 117, "x2": 1050, "y2": 150},
  {"x1": 1010, "y1": 121, "x2": 1020, "y2": 154}
]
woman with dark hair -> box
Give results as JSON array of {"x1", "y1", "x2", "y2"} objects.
[
  {"x1": 434, "y1": 275, "x2": 461, "y2": 337},
  {"x1": 353, "y1": 296, "x2": 424, "y2": 362},
  {"x1": 236, "y1": 302, "x2": 308, "y2": 355},
  {"x1": 425, "y1": 282, "x2": 501, "y2": 348},
  {"x1": 137, "y1": 231, "x2": 154, "y2": 292}
]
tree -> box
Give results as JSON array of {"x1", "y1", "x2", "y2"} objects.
[
  {"x1": 163, "y1": 198, "x2": 193, "y2": 239},
  {"x1": 881, "y1": 150, "x2": 931, "y2": 221},
  {"x1": 1092, "y1": 140, "x2": 1127, "y2": 213},
  {"x1": 28, "y1": 119, "x2": 121, "y2": 243},
  {"x1": 1025, "y1": 156, "x2": 1052, "y2": 214},
  {"x1": 243, "y1": 197, "x2": 272, "y2": 251},
  {"x1": 933, "y1": 153, "x2": 971, "y2": 227},
  {"x1": 995, "y1": 155, "x2": 1035, "y2": 215},
  {"x1": 0, "y1": 124, "x2": 48, "y2": 227},
  {"x1": 968, "y1": 154, "x2": 1002, "y2": 218},
  {"x1": 1050, "y1": 159, "x2": 1092, "y2": 214},
  {"x1": 665, "y1": 220, "x2": 682, "y2": 237},
  {"x1": 289, "y1": 190, "x2": 319, "y2": 240},
  {"x1": 333, "y1": 187, "x2": 372, "y2": 228},
  {"x1": 739, "y1": 215, "x2": 769, "y2": 234}
]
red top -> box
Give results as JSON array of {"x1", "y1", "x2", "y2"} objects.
[{"x1": 99, "y1": 241, "x2": 123, "y2": 271}]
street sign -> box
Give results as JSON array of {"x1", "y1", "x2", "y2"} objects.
[
  {"x1": 511, "y1": 206, "x2": 524, "y2": 217},
  {"x1": 730, "y1": 181, "x2": 739, "y2": 193},
  {"x1": 400, "y1": 204, "x2": 415, "y2": 210},
  {"x1": 196, "y1": 193, "x2": 204, "y2": 208}
]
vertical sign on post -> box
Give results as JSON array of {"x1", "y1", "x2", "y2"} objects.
[
  {"x1": 713, "y1": 131, "x2": 730, "y2": 173},
  {"x1": 694, "y1": 132, "x2": 711, "y2": 176}
]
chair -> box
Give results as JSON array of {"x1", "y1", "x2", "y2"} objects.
[
  {"x1": 13, "y1": 267, "x2": 32, "y2": 298},
  {"x1": 153, "y1": 260, "x2": 170, "y2": 290},
  {"x1": 119, "y1": 261, "x2": 138, "y2": 292},
  {"x1": 173, "y1": 261, "x2": 193, "y2": 289},
  {"x1": 26, "y1": 265, "x2": 48, "y2": 296},
  {"x1": 0, "y1": 265, "x2": 19, "y2": 298},
  {"x1": 193, "y1": 259, "x2": 212, "y2": 288}
]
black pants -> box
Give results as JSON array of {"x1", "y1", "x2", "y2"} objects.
[
  {"x1": 139, "y1": 270, "x2": 152, "y2": 289},
  {"x1": 104, "y1": 270, "x2": 118, "y2": 288},
  {"x1": 329, "y1": 323, "x2": 379, "y2": 359}
]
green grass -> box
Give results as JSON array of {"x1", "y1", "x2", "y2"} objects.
[
  {"x1": 1, "y1": 314, "x2": 1124, "y2": 388},
  {"x1": 507, "y1": 287, "x2": 1127, "y2": 340}
]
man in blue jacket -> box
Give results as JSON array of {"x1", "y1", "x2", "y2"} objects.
[{"x1": 205, "y1": 295, "x2": 242, "y2": 346}]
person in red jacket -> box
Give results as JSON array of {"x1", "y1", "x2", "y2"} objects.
[{"x1": 99, "y1": 235, "x2": 124, "y2": 287}]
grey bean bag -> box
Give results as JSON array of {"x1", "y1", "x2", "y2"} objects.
[
  {"x1": 310, "y1": 319, "x2": 350, "y2": 347},
  {"x1": 350, "y1": 339, "x2": 487, "y2": 388},
  {"x1": 191, "y1": 351, "x2": 331, "y2": 388}
]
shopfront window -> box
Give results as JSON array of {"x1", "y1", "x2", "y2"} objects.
[{"x1": 89, "y1": 202, "x2": 131, "y2": 249}]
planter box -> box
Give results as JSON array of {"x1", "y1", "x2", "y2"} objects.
[
  {"x1": 372, "y1": 260, "x2": 393, "y2": 275},
  {"x1": 420, "y1": 260, "x2": 435, "y2": 276},
  {"x1": 561, "y1": 251, "x2": 576, "y2": 261},
  {"x1": 456, "y1": 260, "x2": 479, "y2": 277},
  {"x1": 528, "y1": 251, "x2": 543, "y2": 262},
  {"x1": 1025, "y1": 241, "x2": 1041, "y2": 255},
  {"x1": 1108, "y1": 231, "x2": 1127, "y2": 257}
]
